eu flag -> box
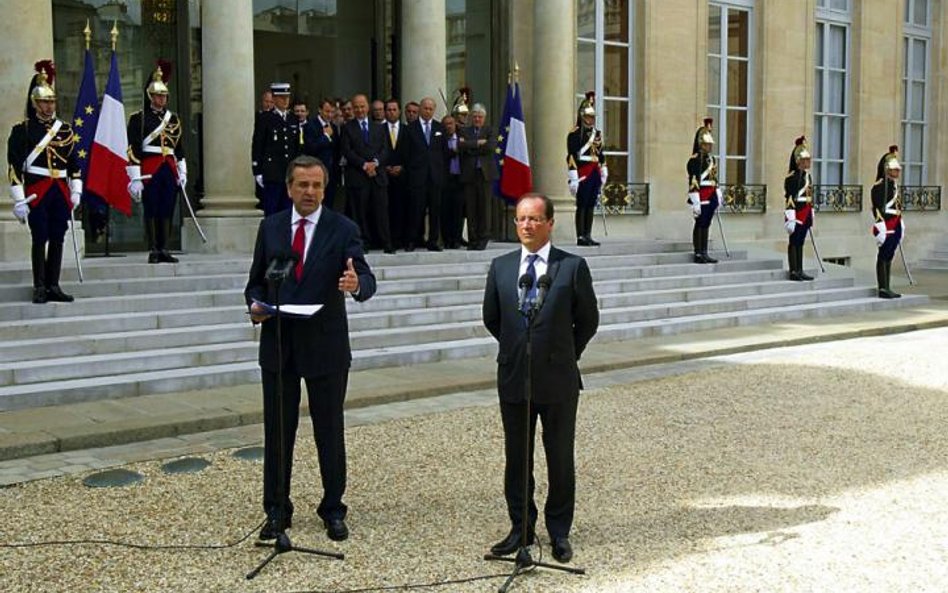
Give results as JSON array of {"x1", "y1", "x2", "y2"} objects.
[{"x1": 71, "y1": 49, "x2": 108, "y2": 238}]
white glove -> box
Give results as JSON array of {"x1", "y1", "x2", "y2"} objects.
[
  {"x1": 900, "y1": 219, "x2": 906, "y2": 239},
  {"x1": 567, "y1": 170, "x2": 579, "y2": 197},
  {"x1": 784, "y1": 208, "x2": 797, "y2": 234},
  {"x1": 177, "y1": 158, "x2": 187, "y2": 187},
  {"x1": 687, "y1": 191, "x2": 700, "y2": 206},
  {"x1": 255, "y1": 174, "x2": 264, "y2": 188},
  {"x1": 715, "y1": 187, "x2": 724, "y2": 209},
  {"x1": 69, "y1": 179, "x2": 82, "y2": 210},
  {"x1": 872, "y1": 221, "x2": 887, "y2": 246},
  {"x1": 127, "y1": 165, "x2": 144, "y2": 203},
  {"x1": 10, "y1": 184, "x2": 25, "y2": 203},
  {"x1": 600, "y1": 165, "x2": 609, "y2": 186},
  {"x1": 12, "y1": 200, "x2": 29, "y2": 223},
  {"x1": 784, "y1": 219, "x2": 796, "y2": 234},
  {"x1": 692, "y1": 203, "x2": 702, "y2": 218}
]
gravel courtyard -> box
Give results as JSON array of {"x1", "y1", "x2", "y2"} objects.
[{"x1": 2, "y1": 328, "x2": 947, "y2": 592}]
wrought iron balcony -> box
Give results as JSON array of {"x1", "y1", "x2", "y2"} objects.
[
  {"x1": 720, "y1": 184, "x2": 767, "y2": 213},
  {"x1": 812, "y1": 185, "x2": 863, "y2": 213},
  {"x1": 901, "y1": 186, "x2": 942, "y2": 211},
  {"x1": 595, "y1": 182, "x2": 650, "y2": 215}
]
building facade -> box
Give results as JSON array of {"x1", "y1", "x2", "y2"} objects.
[{"x1": 1, "y1": 0, "x2": 944, "y2": 271}]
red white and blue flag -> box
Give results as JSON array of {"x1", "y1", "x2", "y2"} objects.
[
  {"x1": 86, "y1": 51, "x2": 131, "y2": 216},
  {"x1": 494, "y1": 81, "x2": 532, "y2": 204}
]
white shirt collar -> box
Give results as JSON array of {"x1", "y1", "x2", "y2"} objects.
[
  {"x1": 520, "y1": 241, "x2": 552, "y2": 264},
  {"x1": 291, "y1": 205, "x2": 322, "y2": 228}
]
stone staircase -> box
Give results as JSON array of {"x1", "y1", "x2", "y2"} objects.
[
  {"x1": 0, "y1": 240, "x2": 927, "y2": 411},
  {"x1": 919, "y1": 239, "x2": 948, "y2": 270}
]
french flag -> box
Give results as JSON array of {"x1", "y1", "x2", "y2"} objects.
[
  {"x1": 496, "y1": 81, "x2": 532, "y2": 204},
  {"x1": 86, "y1": 52, "x2": 131, "y2": 216}
]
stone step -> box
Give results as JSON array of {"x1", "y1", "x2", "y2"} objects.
[
  {"x1": 0, "y1": 293, "x2": 926, "y2": 411},
  {"x1": 0, "y1": 284, "x2": 884, "y2": 386},
  {"x1": 0, "y1": 290, "x2": 246, "y2": 322},
  {"x1": 918, "y1": 258, "x2": 948, "y2": 270}
]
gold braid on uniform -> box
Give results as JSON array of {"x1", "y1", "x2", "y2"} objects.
[
  {"x1": 43, "y1": 123, "x2": 77, "y2": 176},
  {"x1": 159, "y1": 116, "x2": 182, "y2": 154}
]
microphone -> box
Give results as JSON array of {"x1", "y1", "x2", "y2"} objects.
[
  {"x1": 517, "y1": 273, "x2": 534, "y2": 312},
  {"x1": 535, "y1": 274, "x2": 552, "y2": 312},
  {"x1": 266, "y1": 252, "x2": 300, "y2": 281}
]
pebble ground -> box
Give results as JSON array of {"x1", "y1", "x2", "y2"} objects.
[{"x1": 1, "y1": 328, "x2": 946, "y2": 592}]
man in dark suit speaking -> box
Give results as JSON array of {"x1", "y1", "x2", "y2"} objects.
[
  {"x1": 482, "y1": 193, "x2": 599, "y2": 564},
  {"x1": 245, "y1": 155, "x2": 376, "y2": 543}
]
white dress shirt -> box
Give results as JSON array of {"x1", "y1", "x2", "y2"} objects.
[
  {"x1": 518, "y1": 241, "x2": 551, "y2": 285},
  {"x1": 290, "y1": 206, "x2": 322, "y2": 265}
]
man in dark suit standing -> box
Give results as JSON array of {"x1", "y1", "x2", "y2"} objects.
[
  {"x1": 404, "y1": 97, "x2": 447, "y2": 251},
  {"x1": 306, "y1": 98, "x2": 340, "y2": 211},
  {"x1": 340, "y1": 94, "x2": 393, "y2": 254},
  {"x1": 245, "y1": 155, "x2": 377, "y2": 543},
  {"x1": 459, "y1": 103, "x2": 499, "y2": 250},
  {"x1": 383, "y1": 99, "x2": 409, "y2": 251},
  {"x1": 482, "y1": 193, "x2": 599, "y2": 564},
  {"x1": 441, "y1": 115, "x2": 465, "y2": 249}
]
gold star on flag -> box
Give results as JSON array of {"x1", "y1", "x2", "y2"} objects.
[
  {"x1": 77, "y1": 149, "x2": 88, "y2": 159},
  {"x1": 74, "y1": 117, "x2": 83, "y2": 128},
  {"x1": 85, "y1": 105, "x2": 95, "y2": 115},
  {"x1": 73, "y1": 133, "x2": 80, "y2": 143}
]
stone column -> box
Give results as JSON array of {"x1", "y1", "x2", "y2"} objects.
[
  {"x1": 531, "y1": 0, "x2": 575, "y2": 209},
  {"x1": 0, "y1": 2, "x2": 53, "y2": 261},
  {"x1": 400, "y1": 0, "x2": 447, "y2": 117},
  {"x1": 184, "y1": 0, "x2": 260, "y2": 254}
]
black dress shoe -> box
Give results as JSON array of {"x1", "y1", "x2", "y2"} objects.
[
  {"x1": 148, "y1": 251, "x2": 160, "y2": 264},
  {"x1": 46, "y1": 286, "x2": 74, "y2": 302},
  {"x1": 476, "y1": 241, "x2": 489, "y2": 251},
  {"x1": 404, "y1": 243, "x2": 415, "y2": 252},
  {"x1": 702, "y1": 252, "x2": 718, "y2": 264},
  {"x1": 324, "y1": 518, "x2": 349, "y2": 541},
  {"x1": 157, "y1": 250, "x2": 179, "y2": 263},
  {"x1": 694, "y1": 253, "x2": 708, "y2": 264},
  {"x1": 799, "y1": 271, "x2": 814, "y2": 281},
  {"x1": 576, "y1": 237, "x2": 591, "y2": 247},
  {"x1": 32, "y1": 287, "x2": 48, "y2": 304},
  {"x1": 384, "y1": 245, "x2": 396, "y2": 254},
  {"x1": 489, "y1": 528, "x2": 535, "y2": 556},
  {"x1": 788, "y1": 271, "x2": 803, "y2": 282},
  {"x1": 258, "y1": 516, "x2": 292, "y2": 540},
  {"x1": 426, "y1": 242, "x2": 443, "y2": 252},
  {"x1": 551, "y1": 537, "x2": 573, "y2": 563},
  {"x1": 586, "y1": 236, "x2": 601, "y2": 246}
]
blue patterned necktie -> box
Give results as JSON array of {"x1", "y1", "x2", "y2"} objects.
[
  {"x1": 361, "y1": 119, "x2": 369, "y2": 143},
  {"x1": 424, "y1": 120, "x2": 430, "y2": 145},
  {"x1": 521, "y1": 253, "x2": 539, "y2": 319}
]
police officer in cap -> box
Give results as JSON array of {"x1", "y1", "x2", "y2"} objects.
[
  {"x1": 252, "y1": 82, "x2": 299, "y2": 216},
  {"x1": 7, "y1": 60, "x2": 81, "y2": 303},
  {"x1": 686, "y1": 118, "x2": 722, "y2": 263},
  {"x1": 783, "y1": 136, "x2": 814, "y2": 281},
  {"x1": 127, "y1": 60, "x2": 187, "y2": 263},
  {"x1": 871, "y1": 145, "x2": 904, "y2": 299},
  {"x1": 566, "y1": 91, "x2": 607, "y2": 246}
]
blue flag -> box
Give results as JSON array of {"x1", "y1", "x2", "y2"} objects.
[{"x1": 71, "y1": 50, "x2": 109, "y2": 236}]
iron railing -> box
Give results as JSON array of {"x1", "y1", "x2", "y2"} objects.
[
  {"x1": 720, "y1": 184, "x2": 767, "y2": 213},
  {"x1": 901, "y1": 185, "x2": 942, "y2": 211},
  {"x1": 595, "y1": 182, "x2": 650, "y2": 215},
  {"x1": 812, "y1": 184, "x2": 863, "y2": 213}
]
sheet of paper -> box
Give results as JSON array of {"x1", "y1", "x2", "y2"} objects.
[{"x1": 252, "y1": 299, "x2": 323, "y2": 318}]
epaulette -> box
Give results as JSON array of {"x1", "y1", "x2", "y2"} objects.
[
  {"x1": 785, "y1": 171, "x2": 795, "y2": 178},
  {"x1": 130, "y1": 109, "x2": 143, "y2": 118},
  {"x1": 689, "y1": 152, "x2": 698, "y2": 158},
  {"x1": 872, "y1": 178, "x2": 884, "y2": 186},
  {"x1": 570, "y1": 126, "x2": 579, "y2": 132}
]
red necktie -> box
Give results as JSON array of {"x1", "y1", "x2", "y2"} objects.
[{"x1": 292, "y1": 219, "x2": 307, "y2": 281}]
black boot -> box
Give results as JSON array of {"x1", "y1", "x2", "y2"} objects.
[
  {"x1": 44, "y1": 242, "x2": 74, "y2": 302},
  {"x1": 156, "y1": 219, "x2": 179, "y2": 263},
  {"x1": 701, "y1": 227, "x2": 718, "y2": 263},
  {"x1": 145, "y1": 218, "x2": 159, "y2": 263},
  {"x1": 693, "y1": 225, "x2": 706, "y2": 263},
  {"x1": 885, "y1": 260, "x2": 901, "y2": 298},
  {"x1": 575, "y1": 209, "x2": 589, "y2": 246},
  {"x1": 31, "y1": 243, "x2": 47, "y2": 304},
  {"x1": 877, "y1": 259, "x2": 896, "y2": 299},
  {"x1": 788, "y1": 244, "x2": 801, "y2": 281},
  {"x1": 584, "y1": 208, "x2": 600, "y2": 246},
  {"x1": 797, "y1": 245, "x2": 814, "y2": 281}
]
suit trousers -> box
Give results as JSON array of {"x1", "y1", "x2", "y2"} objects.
[
  {"x1": 464, "y1": 171, "x2": 491, "y2": 246},
  {"x1": 499, "y1": 396, "x2": 578, "y2": 539},
  {"x1": 441, "y1": 174, "x2": 464, "y2": 247},
  {"x1": 350, "y1": 182, "x2": 391, "y2": 249},
  {"x1": 261, "y1": 367, "x2": 349, "y2": 523},
  {"x1": 409, "y1": 178, "x2": 442, "y2": 246}
]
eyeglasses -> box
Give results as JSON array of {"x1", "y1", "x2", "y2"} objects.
[{"x1": 513, "y1": 216, "x2": 548, "y2": 226}]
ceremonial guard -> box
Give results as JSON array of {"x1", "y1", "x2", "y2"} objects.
[
  {"x1": 783, "y1": 137, "x2": 814, "y2": 281},
  {"x1": 251, "y1": 82, "x2": 299, "y2": 216},
  {"x1": 452, "y1": 87, "x2": 471, "y2": 127},
  {"x1": 566, "y1": 91, "x2": 607, "y2": 246},
  {"x1": 870, "y1": 146, "x2": 904, "y2": 299},
  {"x1": 6, "y1": 60, "x2": 81, "y2": 303},
  {"x1": 127, "y1": 61, "x2": 186, "y2": 264},
  {"x1": 686, "y1": 118, "x2": 721, "y2": 263}
]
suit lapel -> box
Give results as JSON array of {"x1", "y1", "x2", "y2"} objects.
[
  {"x1": 546, "y1": 247, "x2": 564, "y2": 286},
  {"x1": 301, "y1": 208, "x2": 337, "y2": 280}
]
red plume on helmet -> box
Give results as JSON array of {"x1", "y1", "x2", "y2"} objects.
[
  {"x1": 703, "y1": 117, "x2": 713, "y2": 128},
  {"x1": 795, "y1": 136, "x2": 805, "y2": 146},
  {"x1": 155, "y1": 59, "x2": 173, "y2": 81},
  {"x1": 889, "y1": 145, "x2": 899, "y2": 153},
  {"x1": 34, "y1": 60, "x2": 56, "y2": 85}
]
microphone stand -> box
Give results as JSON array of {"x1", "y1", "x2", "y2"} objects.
[
  {"x1": 484, "y1": 278, "x2": 585, "y2": 592},
  {"x1": 247, "y1": 260, "x2": 344, "y2": 580}
]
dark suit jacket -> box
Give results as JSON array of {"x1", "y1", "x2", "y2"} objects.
[
  {"x1": 251, "y1": 110, "x2": 300, "y2": 183},
  {"x1": 340, "y1": 118, "x2": 390, "y2": 188},
  {"x1": 384, "y1": 121, "x2": 409, "y2": 184},
  {"x1": 459, "y1": 125, "x2": 499, "y2": 182},
  {"x1": 245, "y1": 207, "x2": 376, "y2": 377},
  {"x1": 405, "y1": 118, "x2": 447, "y2": 187},
  {"x1": 482, "y1": 246, "x2": 599, "y2": 404},
  {"x1": 302, "y1": 116, "x2": 339, "y2": 171}
]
